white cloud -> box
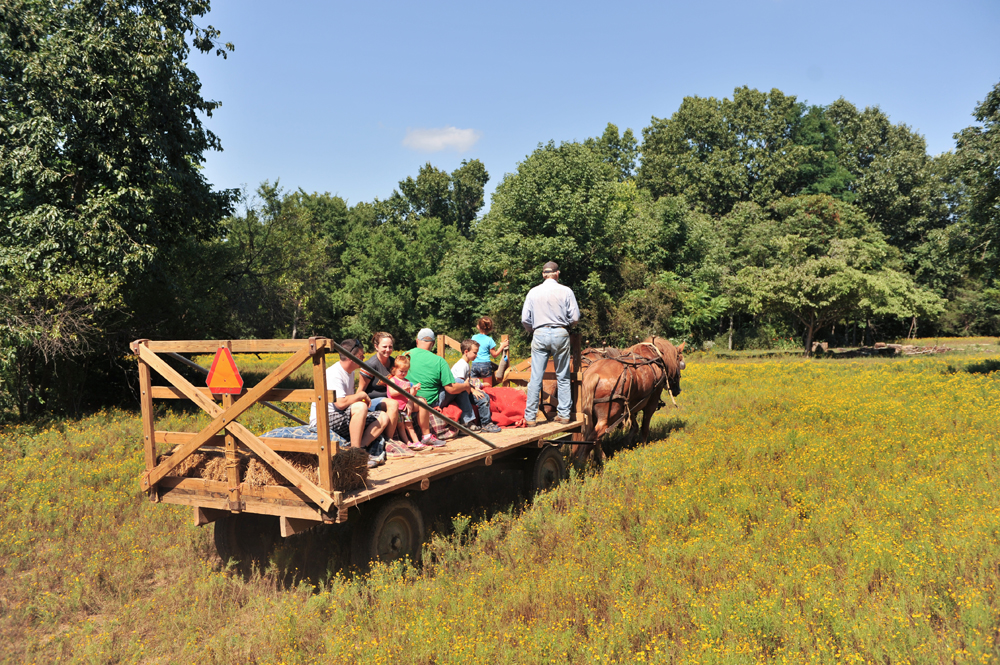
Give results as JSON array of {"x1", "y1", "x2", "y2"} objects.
[{"x1": 402, "y1": 126, "x2": 482, "y2": 152}]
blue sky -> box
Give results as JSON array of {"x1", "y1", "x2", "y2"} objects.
[{"x1": 193, "y1": 0, "x2": 1000, "y2": 210}]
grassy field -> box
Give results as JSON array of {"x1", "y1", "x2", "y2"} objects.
[{"x1": 2, "y1": 344, "x2": 1000, "y2": 663}]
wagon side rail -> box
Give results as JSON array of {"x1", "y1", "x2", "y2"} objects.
[{"x1": 131, "y1": 338, "x2": 341, "y2": 517}]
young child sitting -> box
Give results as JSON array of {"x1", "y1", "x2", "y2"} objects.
[
  {"x1": 385, "y1": 354, "x2": 426, "y2": 450},
  {"x1": 451, "y1": 339, "x2": 502, "y2": 433},
  {"x1": 470, "y1": 316, "x2": 508, "y2": 382}
]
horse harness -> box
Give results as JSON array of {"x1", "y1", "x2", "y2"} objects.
[{"x1": 592, "y1": 342, "x2": 669, "y2": 406}]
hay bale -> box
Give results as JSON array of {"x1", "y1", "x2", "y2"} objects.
[
  {"x1": 202, "y1": 454, "x2": 244, "y2": 482},
  {"x1": 330, "y1": 447, "x2": 369, "y2": 492},
  {"x1": 243, "y1": 448, "x2": 369, "y2": 492},
  {"x1": 244, "y1": 456, "x2": 285, "y2": 487},
  {"x1": 162, "y1": 452, "x2": 207, "y2": 478}
]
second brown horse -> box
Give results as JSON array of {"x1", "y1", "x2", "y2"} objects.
[{"x1": 576, "y1": 336, "x2": 684, "y2": 462}]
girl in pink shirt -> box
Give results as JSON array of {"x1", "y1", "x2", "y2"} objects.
[{"x1": 386, "y1": 355, "x2": 424, "y2": 449}]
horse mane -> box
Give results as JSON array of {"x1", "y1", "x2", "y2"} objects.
[{"x1": 641, "y1": 336, "x2": 683, "y2": 377}]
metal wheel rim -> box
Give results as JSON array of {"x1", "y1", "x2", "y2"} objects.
[
  {"x1": 375, "y1": 513, "x2": 415, "y2": 561},
  {"x1": 538, "y1": 456, "x2": 562, "y2": 491}
]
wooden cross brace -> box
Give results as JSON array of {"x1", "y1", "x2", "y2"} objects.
[{"x1": 135, "y1": 344, "x2": 334, "y2": 512}]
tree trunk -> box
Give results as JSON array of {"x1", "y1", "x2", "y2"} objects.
[
  {"x1": 803, "y1": 313, "x2": 816, "y2": 357},
  {"x1": 728, "y1": 315, "x2": 734, "y2": 351}
]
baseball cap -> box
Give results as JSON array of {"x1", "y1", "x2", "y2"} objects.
[
  {"x1": 417, "y1": 328, "x2": 435, "y2": 342},
  {"x1": 542, "y1": 261, "x2": 559, "y2": 273}
]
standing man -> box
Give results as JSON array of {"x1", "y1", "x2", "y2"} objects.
[{"x1": 521, "y1": 261, "x2": 580, "y2": 426}]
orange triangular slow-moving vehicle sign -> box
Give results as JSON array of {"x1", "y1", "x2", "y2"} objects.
[{"x1": 206, "y1": 347, "x2": 244, "y2": 394}]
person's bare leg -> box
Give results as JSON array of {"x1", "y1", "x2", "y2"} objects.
[
  {"x1": 360, "y1": 412, "x2": 388, "y2": 447},
  {"x1": 405, "y1": 422, "x2": 420, "y2": 443},
  {"x1": 416, "y1": 401, "x2": 431, "y2": 439},
  {"x1": 348, "y1": 402, "x2": 367, "y2": 448},
  {"x1": 383, "y1": 399, "x2": 400, "y2": 439}
]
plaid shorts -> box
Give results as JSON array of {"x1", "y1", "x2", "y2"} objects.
[
  {"x1": 428, "y1": 410, "x2": 457, "y2": 440},
  {"x1": 329, "y1": 408, "x2": 379, "y2": 441}
]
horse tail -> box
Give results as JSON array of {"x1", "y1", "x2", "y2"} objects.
[{"x1": 580, "y1": 369, "x2": 601, "y2": 441}]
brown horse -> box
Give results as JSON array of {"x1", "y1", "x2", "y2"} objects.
[{"x1": 576, "y1": 336, "x2": 684, "y2": 462}]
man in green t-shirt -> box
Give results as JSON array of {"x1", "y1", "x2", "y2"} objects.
[{"x1": 406, "y1": 328, "x2": 480, "y2": 446}]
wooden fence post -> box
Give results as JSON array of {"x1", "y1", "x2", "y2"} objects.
[
  {"x1": 311, "y1": 337, "x2": 333, "y2": 494},
  {"x1": 134, "y1": 339, "x2": 158, "y2": 501}
]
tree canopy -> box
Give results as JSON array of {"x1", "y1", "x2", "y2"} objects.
[
  {"x1": 2, "y1": 25, "x2": 998, "y2": 419},
  {"x1": 0, "y1": 0, "x2": 233, "y2": 415}
]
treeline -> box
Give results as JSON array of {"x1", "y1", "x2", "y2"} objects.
[
  {"x1": 200, "y1": 87, "x2": 1000, "y2": 353},
  {"x1": 2, "y1": 2, "x2": 999, "y2": 418}
]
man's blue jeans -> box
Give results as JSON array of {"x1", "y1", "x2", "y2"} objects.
[
  {"x1": 524, "y1": 327, "x2": 571, "y2": 421},
  {"x1": 439, "y1": 388, "x2": 492, "y2": 426}
]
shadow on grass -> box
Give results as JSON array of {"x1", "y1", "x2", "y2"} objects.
[
  {"x1": 964, "y1": 359, "x2": 1000, "y2": 375},
  {"x1": 230, "y1": 464, "x2": 533, "y2": 588},
  {"x1": 223, "y1": 415, "x2": 688, "y2": 588},
  {"x1": 598, "y1": 415, "x2": 688, "y2": 462}
]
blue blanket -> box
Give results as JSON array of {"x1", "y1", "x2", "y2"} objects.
[{"x1": 262, "y1": 425, "x2": 350, "y2": 447}]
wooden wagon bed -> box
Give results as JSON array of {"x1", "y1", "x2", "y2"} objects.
[
  {"x1": 133, "y1": 337, "x2": 584, "y2": 549},
  {"x1": 347, "y1": 419, "x2": 578, "y2": 508}
]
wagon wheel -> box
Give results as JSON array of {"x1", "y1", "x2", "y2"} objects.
[
  {"x1": 214, "y1": 513, "x2": 281, "y2": 574},
  {"x1": 350, "y1": 497, "x2": 424, "y2": 569},
  {"x1": 525, "y1": 445, "x2": 567, "y2": 497}
]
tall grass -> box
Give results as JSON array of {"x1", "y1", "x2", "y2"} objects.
[{"x1": 1, "y1": 352, "x2": 999, "y2": 662}]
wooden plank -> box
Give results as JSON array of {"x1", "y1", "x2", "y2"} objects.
[
  {"x1": 150, "y1": 386, "x2": 333, "y2": 403},
  {"x1": 144, "y1": 339, "x2": 332, "y2": 354},
  {"x1": 194, "y1": 506, "x2": 227, "y2": 526},
  {"x1": 159, "y1": 485, "x2": 326, "y2": 521},
  {"x1": 137, "y1": 353, "x2": 157, "y2": 473},
  {"x1": 339, "y1": 420, "x2": 580, "y2": 508},
  {"x1": 222, "y1": 382, "x2": 241, "y2": 511},
  {"x1": 312, "y1": 348, "x2": 333, "y2": 493},
  {"x1": 280, "y1": 516, "x2": 319, "y2": 537},
  {"x1": 511, "y1": 358, "x2": 531, "y2": 372}
]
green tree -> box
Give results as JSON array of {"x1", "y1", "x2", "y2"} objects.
[
  {"x1": 218, "y1": 183, "x2": 336, "y2": 339},
  {"x1": 825, "y1": 99, "x2": 932, "y2": 251},
  {"x1": 330, "y1": 216, "x2": 468, "y2": 342},
  {"x1": 0, "y1": 0, "x2": 234, "y2": 416},
  {"x1": 638, "y1": 87, "x2": 808, "y2": 215},
  {"x1": 383, "y1": 159, "x2": 489, "y2": 236},
  {"x1": 955, "y1": 80, "x2": 1000, "y2": 275},
  {"x1": 788, "y1": 105, "x2": 856, "y2": 200},
  {"x1": 584, "y1": 123, "x2": 639, "y2": 182},
  {"x1": 474, "y1": 140, "x2": 638, "y2": 342},
  {"x1": 731, "y1": 196, "x2": 943, "y2": 354}
]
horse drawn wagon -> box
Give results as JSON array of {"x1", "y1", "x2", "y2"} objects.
[{"x1": 131, "y1": 335, "x2": 586, "y2": 569}]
